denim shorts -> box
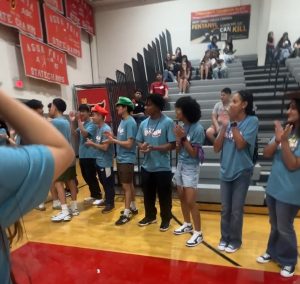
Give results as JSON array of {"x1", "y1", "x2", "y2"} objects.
[{"x1": 174, "y1": 161, "x2": 200, "y2": 189}]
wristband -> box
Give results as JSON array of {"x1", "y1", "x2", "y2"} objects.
[
  {"x1": 181, "y1": 136, "x2": 187, "y2": 142},
  {"x1": 230, "y1": 122, "x2": 237, "y2": 128}
]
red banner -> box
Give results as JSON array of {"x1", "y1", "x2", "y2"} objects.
[
  {"x1": 76, "y1": 88, "x2": 111, "y2": 122},
  {"x1": 65, "y1": 0, "x2": 95, "y2": 35},
  {"x1": 44, "y1": 4, "x2": 82, "y2": 58},
  {"x1": 44, "y1": 0, "x2": 63, "y2": 14},
  {"x1": 20, "y1": 34, "x2": 69, "y2": 85},
  {"x1": 0, "y1": 0, "x2": 43, "y2": 40}
]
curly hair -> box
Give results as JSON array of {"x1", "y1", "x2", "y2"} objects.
[{"x1": 175, "y1": 96, "x2": 201, "y2": 123}]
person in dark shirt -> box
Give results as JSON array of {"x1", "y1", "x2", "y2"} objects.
[{"x1": 132, "y1": 90, "x2": 146, "y2": 125}]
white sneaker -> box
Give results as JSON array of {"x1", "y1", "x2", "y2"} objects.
[
  {"x1": 280, "y1": 266, "x2": 295, "y2": 278},
  {"x1": 256, "y1": 253, "x2": 271, "y2": 264},
  {"x1": 92, "y1": 199, "x2": 104, "y2": 206},
  {"x1": 217, "y1": 241, "x2": 227, "y2": 251},
  {"x1": 35, "y1": 204, "x2": 46, "y2": 211},
  {"x1": 51, "y1": 211, "x2": 72, "y2": 222},
  {"x1": 225, "y1": 244, "x2": 239, "y2": 253},
  {"x1": 84, "y1": 197, "x2": 95, "y2": 204},
  {"x1": 174, "y1": 224, "x2": 193, "y2": 235},
  {"x1": 70, "y1": 208, "x2": 80, "y2": 216},
  {"x1": 52, "y1": 201, "x2": 61, "y2": 210},
  {"x1": 186, "y1": 232, "x2": 203, "y2": 247}
]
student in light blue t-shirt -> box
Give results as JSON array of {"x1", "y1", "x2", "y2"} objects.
[
  {"x1": 214, "y1": 90, "x2": 258, "y2": 253},
  {"x1": 69, "y1": 104, "x2": 103, "y2": 206},
  {"x1": 256, "y1": 92, "x2": 300, "y2": 278},
  {"x1": 136, "y1": 94, "x2": 176, "y2": 232},
  {"x1": 85, "y1": 105, "x2": 115, "y2": 214},
  {"x1": 0, "y1": 89, "x2": 73, "y2": 284},
  {"x1": 173, "y1": 96, "x2": 205, "y2": 247},
  {"x1": 104, "y1": 97, "x2": 138, "y2": 226}
]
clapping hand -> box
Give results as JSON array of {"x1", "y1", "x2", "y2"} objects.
[
  {"x1": 103, "y1": 131, "x2": 115, "y2": 144},
  {"x1": 85, "y1": 138, "x2": 94, "y2": 147},
  {"x1": 281, "y1": 124, "x2": 293, "y2": 142},
  {"x1": 69, "y1": 111, "x2": 80, "y2": 122},
  {"x1": 274, "y1": 120, "x2": 284, "y2": 143},
  {"x1": 174, "y1": 124, "x2": 186, "y2": 139},
  {"x1": 218, "y1": 113, "x2": 230, "y2": 128}
]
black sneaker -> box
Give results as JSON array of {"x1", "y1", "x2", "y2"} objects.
[
  {"x1": 120, "y1": 208, "x2": 139, "y2": 215},
  {"x1": 101, "y1": 205, "x2": 115, "y2": 214},
  {"x1": 115, "y1": 215, "x2": 131, "y2": 226},
  {"x1": 280, "y1": 265, "x2": 295, "y2": 278},
  {"x1": 160, "y1": 221, "x2": 170, "y2": 232},
  {"x1": 138, "y1": 217, "x2": 157, "y2": 226}
]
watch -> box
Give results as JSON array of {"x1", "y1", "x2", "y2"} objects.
[{"x1": 230, "y1": 122, "x2": 237, "y2": 128}]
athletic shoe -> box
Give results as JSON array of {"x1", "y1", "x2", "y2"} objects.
[
  {"x1": 120, "y1": 208, "x2": 139, "y2": 215},
  {"x1": 115, "y1": 215, "x2": 131, "y2": 225},
  {"x1": 97, "y1": 200, "x2": 106, "y2": 207},
  {"x1": 70, "y1": 208, "x2": 80, "y2": 216},
  {"x1": 256, "y1": 253, "x2": 271, "y2": 264},
  {"x1": 138, "y1": 217, "x2": 157, "y2": 227},
  {"x1": 65, "y1": 191, "x2": 71, "y2": 197},
  {"x1": 225, "y1": 244, "x2": 240, "y2": 253},
  {"x1": 35, "y1": 204, "x2": 46, "y2": 211},
  {"x1": 84, "y1": 197, "x2": 95, "y2": 204},
  {"x1": 217, "y1": 241, "x2": 227, "y2": 251},
  {"x1": 280, "y1": 266, "x2": 295, "y2": 278},
  {"x1": 51, "y1": 211, "x2": 72, "y2": 222},
  {"x1": 186, "y1": 233, "x2": 203, "y2": 247},
  {"x1": 101, "y1": 205, "x2": 115, "y2": 214},
  {"x1": 159, "y1": 221, "x2": 170, "y2": 232},
  {"x1": 52, "y1": 203, "x2": 61, "y2": 210},
  {"x1": 174, "y1": 224, "x2": 193, "y2": 235},
  {"x1": 93, "y1": 199, "x2": 105, "y2": 206}
]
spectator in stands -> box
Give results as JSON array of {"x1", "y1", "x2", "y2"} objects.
[
  {"x1": 173, "y1": 96, "x2": 205, "y2": 247},
  {"x1": 178, "y1": 61, "x2": 190, "y2": 94},
  {"x1": 150, "y1": 72, "x2": 169, "y2": 100},
  {"x1": 292, "y1": 38, "x2": 300, "y2": 58},
  {"x1": 256, "y1": 91, "x2": 300, "y2": 278},
  {"x1": 214, "y1": 90, "x2": 259, "y2": 253},
  {"x1": 132, "y1": 90, "x2": 146, "y2": 125},
  {"x1": 222, "y1": 37, "x2": 236, "y2": 64},
  {"x1": 265, "y1": 32, "x2": 275, "y2": 65},
  {"x1": 207, "y1": 36, "x2": 219, "y2": 51},
  {"x1": 275, "y1": 32, "x2": 292, "y2": 64},
  {"x1": 163, "y1": 53, "x2": 177, "y2": 82},
  {"x1": 212, "y1": 59, "x2": 228, "y2": 79},
  {"x1": 206, "y1": 88, "x2": 232, "y2": 143},
  {"x1": 136, "y1": 94, "x2": 176, "y2": 231},
  {"x1": 174, "y1": 47, "x2": 183, "y2": 75},
  {"x1": 0, "y1": 120, "x2": 10, "y2": 146},
  {"x1": 182, "y1": 55, "x2": 192, "y2": 81},
  {"x1": 200, "y1": 50, "x2": 212, "y2": 80}
]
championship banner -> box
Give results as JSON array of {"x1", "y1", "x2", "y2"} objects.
[
  {"x1": 191, "y1": 5, "x2": 251, "y2": 43},
  {"x1": 44, "y1": 4, "x2": 82, "y2": 58},
  {"x1": 0, "y1": 0, "x2": 43, "y2": 40},
  {"x1": 65, "y1": 0, "x2": 95, "y2": 35},
  {"x1": 20, "y1": 33, "x2": 69, "y2": 85},
  {"x1": 44, "y1": 0, "x2": 63, "y2": 14},
  {"x1": 76, "y1": 88, "x2": 112, "y2": 122}
]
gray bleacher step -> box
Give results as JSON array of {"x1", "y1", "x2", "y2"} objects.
[
  {"x1": 196, "y1": 184, "x2": 265, "y2": 205},
  {"x1": 168, "y1": 99, "x2": 218, "y2": 110},
  {"x1": 245, "y1": 72, "x2": 289, "y2": 80}
]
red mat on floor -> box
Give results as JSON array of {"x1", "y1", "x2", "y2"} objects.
[{"x1": 11, "y1": 242, "x2": 300, "y2": 284}]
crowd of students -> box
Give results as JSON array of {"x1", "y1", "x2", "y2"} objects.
[{"x1": 1, "y1": 86, "x2": 300, "y2": 280}]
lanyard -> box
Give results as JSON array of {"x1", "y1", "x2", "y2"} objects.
[{"x1": 147, "y1": 117, "x2": 162, "y2": 135}]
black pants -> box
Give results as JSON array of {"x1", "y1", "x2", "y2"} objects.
[
  {"x1": 79, "y1": 158, "x2": 102, "y2": 199},
  {"x1": 141, "y1": 167, "x2": 172, "y2": 223},
  {"x1": 97, "y1": 166, "x2": 115, "y2": 207}
]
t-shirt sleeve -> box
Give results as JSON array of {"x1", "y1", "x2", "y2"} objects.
[
  {"x1": 85, "y1": 123, "x2": 97, "y2": 139},
  {"x1": 167, "y1": 120, "x2": 176, "y2": 143},
  {"x1": 126, "y1": 120, "x2": 137, "y2": 140},
  {"x1": 150, "y1": 83, "x2": 154, "y2": 93},
  {"x1": 0, "y1": 146, "x2": 54, "y2": 228},
  {"x1": 212, "y1": 102, "x2": 219, "y2": 114},
  {"x1": 191, "y1": 125, "x2": 205, "y2": 146},
  {"x1": 242, "y1": 116, "x2": 259, "y2": 147},
  {"x1": 164, "y1": 83, "x2": 169, "y2": 90},
  {"x1": 136, "y1": 123, "x2": 144, "y2": 143}
]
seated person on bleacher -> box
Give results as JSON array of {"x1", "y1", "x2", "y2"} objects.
[
  {"x1": 222, "y1": 37, "x2": 236, "y2": 64},
  {"x1": 207, "y1": 36, "x2": 219, "y2": 51},
  {"x1": 181, "y1": 55, "x2": 192, "y2": 82},
  {"x1": 149, "y1": 71, "x2": 169, "y2": 100},
  {"x1": 173, "y1": 47, "x2": 183, "y2": 75},
  {"x1": 177, "y1": 61, "x2": 190, "y2": 94},
  {"x1": 292, "y1": 38, "x2": 300, "y2": 58},
  {"x1": 132, "y1": 90, "x2": 146, "y2": 125},
  {"x1": 275, "y1": 32, "x2": 292, "y2": 64},
  {"x1": 212, "y1": 59, "x2": 228, "y2": 79},
  {"x1": 200, "y1": 50, "x2": 212, "y2": 80},
  {"x1": 206, "y1": 88, "x2": 231, "y2": 143},
  {"x1": 163, "y1": 53, "x2": 177, "y2": 83}
]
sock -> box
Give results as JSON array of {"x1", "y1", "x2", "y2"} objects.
[
  {"x1": 53, "y1": 200, "x2": 60, "y2": 206},
  {"x1": 130, "y1": 201, "x2": 136, "y2": 210},
  {"x1": 193, "y1": 230, "x2": 202, "y2": 236},
  {"x1": 70, "y1": 201, "x2": 77, "y2": 210},
  {"x1": 124, "y1": 209, "x2": 131, "y2": 217},
  {"x1": 61, "y1": 204, "x2": 69, "y2": 214},
  {"x1": 184, "y1": 222, "x2": 192, "y2": 227}
]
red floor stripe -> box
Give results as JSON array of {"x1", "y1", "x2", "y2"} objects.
[{"x1": 11, "y1": 242, "x2": 300, "y2": 284}]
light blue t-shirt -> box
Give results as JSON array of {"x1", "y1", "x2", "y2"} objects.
[
  {"x1": 76, "y1": 120, "x2": 98, "y2": 159},
  {"x1": 220, "y1": 115, "x2": 259, "y2": 181},
  {"x1": 266, "y1": 135, "x2": 300, "y2": 206},
  {"x1": 178, "y1": 122, "x2": 205, "y2": 165},
  {"x1": 0, "y1": 128, "x2": 7, "y2": 146},
  {"x1": 136, "y1": 114, "x2": 176, "y2": 172},
  {"x1": 95, "y1": 123, "x2": 114, "y2": 168},
  {"x1": 116, "y1": 116, "x2": 137, "y2": 164},
  {"x1": 51, "y1": 116, "x2": 71, "y2": 143},
  {"x1": 0, "y1": 145, "x2": 54, "y2": 284}
]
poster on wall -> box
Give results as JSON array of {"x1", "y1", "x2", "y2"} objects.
[
  {"x1": 20, "y1": 33, "x2": 69, "y2": 85},
  {"x1": 0, "y1": 0, "x2": 43, "y2": 40},
  {"x1": 44, "y1": 4, "x2": 82, "y2": 58},
  {"x1": 44, "y1": 0, "x2": 64, "y2": 14},
  {"x1": 65, "y1": 0, "x2": 95, "y2": 35},
  {"x1": 76, "y1": 88, "x2": 112, "y2": 122},
  {"x1": 191, "y1": 5, "x2": 251, "y2": 43}
]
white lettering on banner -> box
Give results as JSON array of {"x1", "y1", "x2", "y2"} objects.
[{"x1": 30, "y1": 68, "x2": 65, "y2": 83}]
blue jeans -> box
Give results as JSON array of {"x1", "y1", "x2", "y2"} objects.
[
  {"x1": 266, "y1": 194, "x2": 299, "y2": 266},
  {"x1": 96, "y1": 166, "x2": 115, "y2": 206},
  {"x1": 220, "y1": 170, "x2": 252, "y2": 247},
  {"x1": 163, "y1": 70, "x2": 176, "y2": 82}
]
